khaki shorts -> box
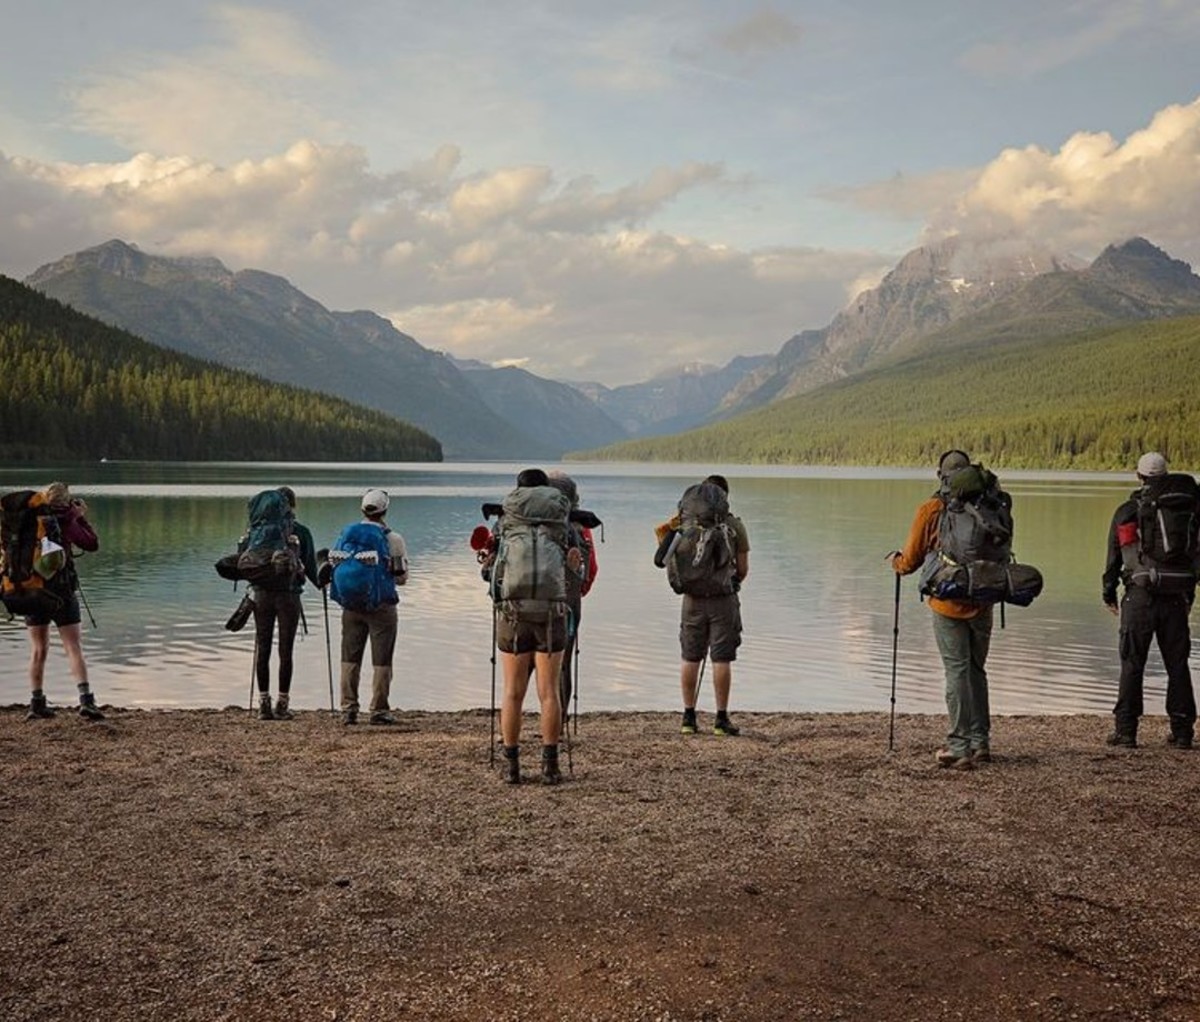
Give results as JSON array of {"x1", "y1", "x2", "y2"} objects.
[
  {"x1": 680, "y1": 593, "x2": 742, "y2": 663},
  {"x1": 497, "y1": 605, "x2": 567, "y2": 654}
]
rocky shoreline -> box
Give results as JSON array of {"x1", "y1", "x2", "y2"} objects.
[{"x1": 2, "y1": 707, "x2": 1198, "y2": 1021}]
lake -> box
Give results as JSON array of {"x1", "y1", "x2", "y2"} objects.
[{"x1": 0, "y1": 461, "x2": 1154, "y2": 716}]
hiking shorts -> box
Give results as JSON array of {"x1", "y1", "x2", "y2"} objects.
[
  {"x1": 680, "y1": 592, "x2": 742, "y2": 663},
  {"x1": 496, "y1": 608, "x2": 567, "y2": 655},
  {"x1": 24, "y1": 594, "x2": 82, "y2": 628}
]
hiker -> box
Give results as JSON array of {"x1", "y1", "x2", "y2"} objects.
[
  {"x1": 485, "y1": 467, "x2": 582, "y2": 784},
  {"x1": 322, "y1": 488, "x2": 408, "y2": 726},
  {"x1": 655, "y1": 474, "x2": 750, "y2": 736},
  {"x1": 244, "y1": 487, "x2": 318, "y2": 721},
  {"x1": 13, "y1": 483, "x2": 104, "y2": 721},
  {"x1": 544, "y1": 471, "x2": 598, "y2": 727},
  {"x1": 1101, "y1": 451, "x2": 1199, "y2": 749},
  {"x1": 891, "y1": 450, "x2": 995, "y2": 770}
]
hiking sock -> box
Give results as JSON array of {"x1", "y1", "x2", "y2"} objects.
[
  {"x1": 502, "y1": 745, "x2": 521, "y2": 785},
  {"x1": 76, "y1": 682, "x2": 91, "y2": 700},
  {"x1": 541, "y1": 745, "x2": 562, "y2": 786}
]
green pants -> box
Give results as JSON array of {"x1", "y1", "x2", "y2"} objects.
[{"x1": 931, "y1": 608, "x2": 993, "y2": 757}]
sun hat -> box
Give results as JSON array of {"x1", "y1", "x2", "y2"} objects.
[{"x1": 361, "y1": 488, "x2": 390, "y2": 514}]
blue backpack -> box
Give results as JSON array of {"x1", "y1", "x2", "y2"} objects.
[{"x1": 329, "y1": 522, "x2": 395, "y2": 612}]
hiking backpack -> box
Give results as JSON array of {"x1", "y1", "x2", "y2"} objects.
[
  {"x1": 233, "y1": 489, "x2": 301, "y2": 587},
  {"x1": 491, "y1": 485, "x2": 571, "y2": 621},
  {"x1": 329, "y1": 523, "x2": 396, "y2": 612},
  {"x1": 1, "y1": 489, "x2": 69, "y2": 617},
  {"x1": 1119, "y1": 472, "x2": 1200, "y2": 593},
  {"x1": 919, "y1": 464, "x2": 1043, "y2": 606},
  {"x1": 665, "y1": 482, "x2": 738, "y2": 598}
]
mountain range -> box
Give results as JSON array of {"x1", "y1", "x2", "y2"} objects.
[{"x1": 23, "y1": 234, "x2": 1200, "y2": 463}]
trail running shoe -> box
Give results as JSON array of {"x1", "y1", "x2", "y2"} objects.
[
  {"x1": 713, "y1": 715, "x2": 740, "y2": 737},
  {"x1": 680, "y1": 709, "x2": 698, "y2": 735}
]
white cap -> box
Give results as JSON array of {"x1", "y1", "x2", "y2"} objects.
[
  {"x1": 361, "y1": 488, "x2": 390, "y2": 514},
  {"x1": 1136, "y1": 452, "x2": 1167, "y2": 478}
]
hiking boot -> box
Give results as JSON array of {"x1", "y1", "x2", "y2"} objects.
[
  {"x1": 713, "y1": 714, "x2": 740, "y2": 737},
  {"x1": 680, "y1": 708, "x2": 698, "y2": 735},
  {"x1": 273, "y1": 697, "x2": 294, "y2": 721},
  {"x1": 342, "y1": 710, "x2": 358, "y2": 726},
  {"x1": 258, "y1": 696, "x2": 274, "y2": 721},
  {"x1": 1167, "y1": 731, "x2": 1194, "y2": 749},
  {"x1": 935, "y1": 748, "x2": 974, "y2": 770},
  {"x1": 78, "y1": 693, "x2": 105, "y2": 722},
  {"x1": 369, "y1": 711, "x2": 395, "y2": 726},
  {"x1": 26, "y1": 694, "x2": 55, "y2": 721},
  {"x1": 541, "y1": 746, "x2": 562, "y2": 786},
  {"x1": 971, "y1": 748, "x2": 992, "y2": 764},
  {"x1": 502, "y1": 746, "x2": 520, "y2": 785},
  {"x1": 1105, "y1": 731, "x2": 1137, "y2": 748}
]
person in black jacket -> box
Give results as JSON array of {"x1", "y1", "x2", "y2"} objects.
[{"x1": 1101, "y1": 452, "x2": 1198, "y2": 749}]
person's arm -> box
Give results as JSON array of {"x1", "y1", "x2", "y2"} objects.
[
  {"x1": 298, "y1": 524, "x2": 319, "y2": 587},
  {"x1": 891, "y1": 498, "x2": 938, "y2": 576},
  {"x1": 389, "y1": 532, "x2": 409, "y2": 586},
  {"x1": 580, "y1": 527, "x2": 598, "y2": 596},
  {"x1": 60, "y1": 501, "x2": 99, "y2": 553},
  {"x1": 1101, "y1": 503, "x2": 1130, "y2": 612}
]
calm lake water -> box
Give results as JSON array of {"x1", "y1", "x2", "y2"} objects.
[{"x1": 0, "y1": 461, "x2": 1162, "y2": 716}]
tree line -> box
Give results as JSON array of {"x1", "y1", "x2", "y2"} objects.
[
  {"x1": 587, "y1": 315, "x2": 1200, "y2": 470},
  {"x1": 0, "y1": 276, "x2": 442, "y2": 463}
]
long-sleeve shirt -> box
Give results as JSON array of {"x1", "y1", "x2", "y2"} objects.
[{"x1": 892, "y1": 495, "x2": 982, "y2": 620}]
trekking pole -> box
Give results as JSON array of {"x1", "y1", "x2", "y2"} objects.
[
  {"x1": 561, "y1": 608, "x2": 573, "y2": 776},
  {"x1": 889, "y1": 569, "x2": 901, "y2": 753},
  {"x1": 322, "y1": 588, "x2": 335, "y2": 716},
  {"x1": 76, "y1": 579, "x2": 97, "y2": 628},
  {"x1": 489, "y1": 603, "x2": 498, "y2": 767},
  {"x1": 694, "y1": 655, "x2": 707, "y2": 705},
  {"x1": 573, "y1": 623, "x2": 581, "y2": 737},
  {"x1": 248, "y1": 634, "x2": 259, "y2": 715}
]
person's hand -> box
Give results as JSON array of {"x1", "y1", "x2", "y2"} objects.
[
  {"x1": 1104, "y1": 601, "x2": 1119, "y2": 617},
  {"x1": 317, "y1": 561, "x2": 332, "y2": 588},
  {"x1": 567, "y1": 547, "x2": 583, "y2": 572}
]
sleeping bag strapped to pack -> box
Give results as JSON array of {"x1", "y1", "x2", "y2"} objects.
[
  {"x1": 233, "y1": 489, "x2": 301, "y2": 587},
  {"x1": 1118, "y1": 472, "x2": 1200, "y2": 593},
  {"x1": 329, "y1": 523, "x2": 395, "y2": 612},
  {"x1": 918, "y1": 464, "x2": 1044, "y2": 606},
  {"x1": 491, "y1": 485, "x2": 571, "y2": 622},
  {"x1": 1, "y1": 489, "x2": 69, "y2": 617},
  {"x1": 665, "y1": 482, "x2": 738, "y2": 598}
]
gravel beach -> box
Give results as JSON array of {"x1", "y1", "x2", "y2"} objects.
[{"x1": 2, "y1": 706, "x2": 1198, "y2": 1021}]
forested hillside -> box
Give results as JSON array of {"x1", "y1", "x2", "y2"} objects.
[
  {"x1": 0, "y1": 276, "x2": 442, "y2": 462},
  {"x1": 583, "y1": 315, "x2": 1200, "y2": 470}
]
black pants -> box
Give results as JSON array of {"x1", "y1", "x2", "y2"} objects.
[
  {"x1": 252, "y1": 589, "x2": 301, "y2": 695},
  {"x1": 1114, "y1": 586, "x2": 1197, "y2": 733}
]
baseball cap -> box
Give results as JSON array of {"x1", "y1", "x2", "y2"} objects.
[
  {"x1": 1136, "y1": 452, "x2": 1167, "y2": 478},
  {"x1": 361, "y1": 488, "x2": 390, "y2": 514}
]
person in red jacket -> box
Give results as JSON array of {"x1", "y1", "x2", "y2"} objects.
[
  {"x1": 24, "y1": 482, "x2": 104, "y2": 721},
  {"x1": 891, "y1": 451, "x2": 992, "y2": 770}
]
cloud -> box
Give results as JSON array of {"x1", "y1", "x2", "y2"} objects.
[
  {"x1": 711, "y1": 8, "x2": 804, "y2": 57},
  {"x1": 0, "y1": 140, "x2": 885, "y2": 383},
  {"x1": 830, "y1": 96, "x2": 1200, "y2": 266},
  {"x1": 67, "y1": 4, "x2": 337, "y2": 161}
]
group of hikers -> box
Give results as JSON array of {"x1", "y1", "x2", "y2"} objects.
[{"x1": 2, "y1": 447, "x2": 1196, "y2": 781}]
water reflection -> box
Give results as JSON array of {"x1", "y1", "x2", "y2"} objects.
[{"x1": 0, "y1": 461, "x2": 1159, "y2": 714}]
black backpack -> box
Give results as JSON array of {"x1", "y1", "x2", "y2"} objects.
[
  {"x1": 1120, "y1": 472, "x2": 1200, "y2": 593},
  {"x1": 919, "y1": 464, "x2": 1043, "y2": 606},
  {"x1": 664, "y1": 482, "x2": 738, "y2": 598}
]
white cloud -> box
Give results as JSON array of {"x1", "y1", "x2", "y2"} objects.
[
  {"x1": 67, "y1": 5, "x2": 337, "y2": 161},
  {"x1": 0, "y1": 140, "x2": 884, "y2": 383}
]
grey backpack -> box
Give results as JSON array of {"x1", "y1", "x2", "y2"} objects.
[
  {"x1": 492, "y1": 485, "x2": 571, "y2": 621},
  {"x1": 665, "y1": 482, "x2": 738, "y2": 598}
]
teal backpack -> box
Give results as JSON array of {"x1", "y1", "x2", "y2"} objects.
[{"x1": 234, "y1": 489, "x2": 300, "y2": 587}]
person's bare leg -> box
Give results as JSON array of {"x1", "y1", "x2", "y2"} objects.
[
  {"x1": 27, "y1": 625, "x2": 50, "y2": 692},
  {"x1": 712, "y1": 661, "x2": 732, "y2": 713},
  {"x1": 501, "y1": 651, "x2": 532, "y2": 746},
  {"x1": 679, "y1": 660, "x2": 702, "y2": 708},
  {"x1": 535, "y1": 651, "x2": 564, "y2": 746}
]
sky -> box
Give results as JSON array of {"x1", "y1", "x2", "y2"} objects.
[{"x1": 1, "y1": 1, "x2": 1199, "y2": 386}]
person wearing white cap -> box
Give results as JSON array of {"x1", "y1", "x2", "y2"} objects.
[
  {"x1": 1101, "y1": 451, "x2": 1199, "y2": 749},
  {"x1": 891, "y1": 449, "x2": 994, "y2": 771},
  {"x1": 324, "y1": 488, "x2": 409, "y2": 725}
]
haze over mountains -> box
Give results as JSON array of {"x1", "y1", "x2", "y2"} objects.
[{"x1": 23, "y1": 234, "x2": 1200, "y2": 463}]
